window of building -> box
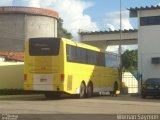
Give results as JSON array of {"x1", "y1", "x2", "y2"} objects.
[{"x1": 140, "y1": 16, "x2": 160, "y2": 26}]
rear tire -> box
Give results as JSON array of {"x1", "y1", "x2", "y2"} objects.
[
  {"x1": 79, "y1": 82, "x2": 86, "y2": 98},
  {"x1": 87, "y1": 82, "x2": 93, "y2": 98}
]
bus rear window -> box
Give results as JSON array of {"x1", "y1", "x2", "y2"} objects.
[{"x1": 29, "y1": 38, "x2": 60, "y2": 56}]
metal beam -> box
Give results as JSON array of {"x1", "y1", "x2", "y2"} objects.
[{"x1": 80, "y1": 31, "x2": 138, "y2": 48}]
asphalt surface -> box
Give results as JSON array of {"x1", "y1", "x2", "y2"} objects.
[{"x1": 0, "y1": 94, "x2": 159, "y2": 114}]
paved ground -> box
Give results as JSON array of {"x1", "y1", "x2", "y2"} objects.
[{"x1": 0, "y1": 94, "x2": 160, "y2": 114}]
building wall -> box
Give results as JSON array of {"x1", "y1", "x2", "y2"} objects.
[
  {"x1": 0, "y1": 62, "x2": 24, "y2": 89},
  {"x1": 25, "y1": 15, "x2": 57, "y2": 39},
  {"x1": 122, "y1": 72, "x2": 138, "y2": 93},
  {"x1": 0, "y1": 14, "x2": 25, "y2": 51},
  {"x1": 0, "y1": 14, "x2": 57, "y2": 52},
  {"x1": 138, "y1": 10, "x2": 160, "y2": 81}
]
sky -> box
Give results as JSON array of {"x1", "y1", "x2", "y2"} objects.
[{"x1": 0, "y1": 0, "x2": 160, "y2": 52}]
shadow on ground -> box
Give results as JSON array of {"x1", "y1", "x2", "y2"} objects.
[{"x1": 0, "y1": 93, "x2": 160, "y2": 102}]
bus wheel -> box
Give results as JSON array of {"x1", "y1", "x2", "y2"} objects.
[
  {"x1": 79, "y1": 82, "x2": 86, "y2": 98},
  {"x1": 87, "y1": 82, "x2": 93, "y2": 98},
  {"x1": 45, "y1": 92, "x2": 61, "y2": 99}
]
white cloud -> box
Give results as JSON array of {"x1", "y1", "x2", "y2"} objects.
[
  {"x1": 106, "y1": 45, "x2": 138, "y2": 53},
  {"x1": 104, "y1": 10, "x2": 133, "y2": 30},
  {"x1": 106, "y1": 24, "x2": 115, "y2": 31},
  {"x1": 104, "y1": 11, "x2": 135, "y2": 52},
  {"x1": 1, "y1": 0, "x2": 99, "y2": 41},
  {"x1": 122, "y1": 45, "x2": 138, "y2": 51},
  {"x1": 12, "y1": 0, "x2": 40, "y2": 8},
  {"x1": 50, "y1": 0, "x2": 99, "y2": 40},
  {"x1": 106, "y1": 46, "x2": 119, "y2": 53},
  {"x1": 25, "y1": 0, "x2": 40, "y2": 8},
  {"x1": 0, "y1": 0, "x2": 12, "y2": 6}
]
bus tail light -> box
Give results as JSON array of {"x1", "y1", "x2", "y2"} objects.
[
  {"x1": 61, "y1": 74, "x2": 65, "y2": 82},
  {"x1": 24, "y1": 74, "x2": 27, "y2": 81}
]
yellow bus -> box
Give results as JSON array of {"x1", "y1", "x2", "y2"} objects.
[{"x1": 24, "y1": 37, "x2": 120, "y2": 98}]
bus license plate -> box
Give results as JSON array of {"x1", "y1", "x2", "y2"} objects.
[{"x1": 33, "y1": 74, "x2": 53, "y2": 91}]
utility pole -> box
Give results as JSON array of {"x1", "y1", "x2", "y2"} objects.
[{"x1": 119, "y1": 0, "x2": 123, "y2": 91}]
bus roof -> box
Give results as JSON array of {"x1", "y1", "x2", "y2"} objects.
[
  {"x1": 27, "y1": 37, "x2": 118, "y2": 55},
  {"x1": 62, "y1": 38, "x2": 100, "y2": 52}
]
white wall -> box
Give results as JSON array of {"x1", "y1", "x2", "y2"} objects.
[
  {"x1": 0, "y1": 57, "x2": 5, "y2": 62},
  {"x1": 122, "y1": 72, "x2": 138, "y2": 93},
  {"x1": 138, "y1": 10, "x2": 160, "y2": 81},
  {"x1": 0, "y1": 62, "x2": 24, "y2": 89},
  {"x1": 25, "y1": 15, "x2": 57, "y2": 39}
]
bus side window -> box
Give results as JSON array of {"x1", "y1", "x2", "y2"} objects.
[
  {"x1": 97, "y1": 52, "x2": 105, "y2": 66},
  {"x1": 105, "y1": 53, "x2": 119, "y2": 68},
  {"x1": 77, "y1": 47, "x2": 87, "y2": 63},
  {"x1": 87, "y1": 50, "x2": 97, "y2": 65},
  {"x1": 67, "y1": 45, "x2": 77, "y2": 62}
]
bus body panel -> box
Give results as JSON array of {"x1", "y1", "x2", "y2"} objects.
[
  {"x1": 62, "y1": 38, "x2": 120, "y2": 94},
  {"x1": 63, "y1": 63, "x2": 119, "y2": 94},
  {"x1": 24, "y1": 37, "x2": 120, "y2": 95},
  {"x1": 24, "y1": 38, "x2": 65, "y2": 92}
]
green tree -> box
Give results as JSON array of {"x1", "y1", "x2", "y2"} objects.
[
  {"x1": 57, "y1": 18, "x2": 73, "y2": 39},
  {"x1": 121, "y1": 49, "x2": 138, "y2": 72}
]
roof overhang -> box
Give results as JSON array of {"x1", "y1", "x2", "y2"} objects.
[
  {"x1": 128, "y1": 5, "x2": 160, "y2": 18},
  {"x1": 0, "y1": 6, "x2": 59, "y2": 19},
  {"x1": 79, "y1": 29, "x2": 138, "y2": 47}
]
